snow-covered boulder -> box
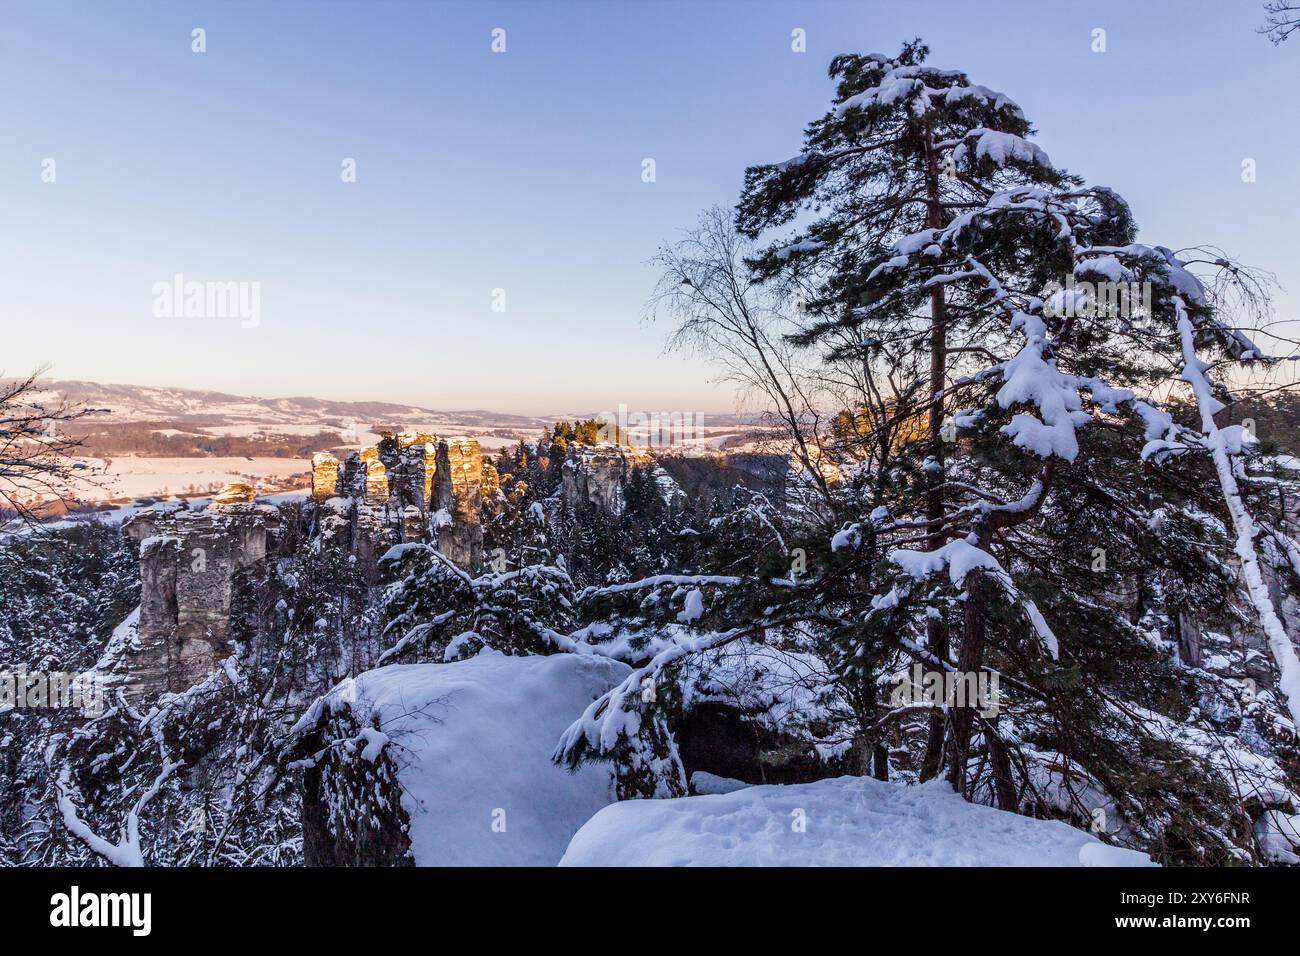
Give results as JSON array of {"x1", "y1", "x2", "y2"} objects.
[
  {"x1": 289, "y1": 652, "x2": 630, "y2": 866},
  {"x1": 559, "y1": 775, "x2": 1156, "y2": 867}
]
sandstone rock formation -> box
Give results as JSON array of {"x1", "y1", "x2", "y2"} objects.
[
  {"x1": 310, "y1": 434, "x2": 486, "y2": 569},
  {"x1": 116, "y1": 437, "x2": 662, "y2": 699},
  {"x1": 115, "y1": 485, "x2": 280, "y2": 697},
  {"x1": 311, "y1": 453, "x2": 340, "y2": 500},
  {"x1": 559, "y1": 442, "x2": 684, "y2": 516},
  {"x1": 211, "y1": 481, "x2": 256, "y2": 507},
  {"x1": 363, "y1": 459, "x2": 389, "y2": 506},
  {"x1": 562, "y1": 443, "x2": 652, "y2": 515},
  {"x1": 434, "y1": 438, "x2": 484, "y2": 567}
]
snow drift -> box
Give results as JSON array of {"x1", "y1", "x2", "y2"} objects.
[{"x1": 559, "y1": 775, "x2": 1155, "y2": 867}]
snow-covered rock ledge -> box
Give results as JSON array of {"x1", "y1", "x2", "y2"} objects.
[
  {"x1": 560, "y1": 775, "x2": 1156, "y2": 867},
  {"x1": 287, "y1": 652, "x2": 631, "y2": 866}
]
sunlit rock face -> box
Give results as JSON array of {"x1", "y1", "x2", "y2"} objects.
[
  {"x1": 433, "y1": 438, "x2": 484, "y2": 568},
  {"x1": 118, "y1": 436, "x2": 494, "y2": 696},
  {"x1": 559, "y1": 442, "x2": 684, "y2": 517},
  {"x1": 396, "y1": 431, "x2": 435, "y2": 450},
  {"x1": 318, "y1": 435, "x2": 486, "y2": 569},
  {"x1": 363, "y1": 459, "x2": 389, "y2": 506},
  {"x1": 393, "y1": 442, "x2": 438, "y2": 514},
  {"x1": 211, "y1": 481, "x2": 256, "y2": 507},
  {"x1": 116, "y1": 485, "x2": 280, "y2": 697},
  {"x1": 311, "y1": 453, "x2": 340, "y2": 501},
  {"x1": 561, "y1": 443, "x2": 649, "y2": 515}
]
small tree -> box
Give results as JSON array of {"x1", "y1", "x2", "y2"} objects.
[{"x1": 0, "y1": 370, "x2": 101, "y2": 524}]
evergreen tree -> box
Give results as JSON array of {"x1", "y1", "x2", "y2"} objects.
[{"x1": 559, "y1": 41, "x2": 1300, "y2": 862}]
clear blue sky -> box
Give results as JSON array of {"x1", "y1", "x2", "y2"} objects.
[{"x1": 2, "y1": 0, "x2": 1296, "y2": 415}]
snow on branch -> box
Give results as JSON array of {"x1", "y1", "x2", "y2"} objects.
[
  {"x1": 56, "y1": 755, "x2": 179, "y2": 867},
  {"x1": 554, "y1": 622, "x2": 762, "y2": 766},
  {"x1": 833, "y1": 61, "x2": 1025, "y2": 121},
  {"x1": 997, "y1": 311, "x2": 1091, "y2": 461},
  {"x1": 952, "y1": 128, "x2": 1053, "y2": 171},
  {"x1": 580, "y1": 572, "x2": 796, "y2": 601},
  {"x1": 1172, "y1": 293, "x2": 1300, "y2": 728},
  {"x1": 871, "y1": 194, "x2": 1232, "y2": 472},
  {"x1": 888, "y1": 538, "x2": 1060, "y2": 659}
]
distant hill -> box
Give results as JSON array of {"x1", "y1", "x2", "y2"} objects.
[
  {"x1": 5, "y1": 378, "x2": 761, "y2": 460},
  {"x1": 0, "y1": 378, "x2": 558, "y2": 461},
  {"x1": 19, "y1": 379, "x2": 554, "y2": 431}
]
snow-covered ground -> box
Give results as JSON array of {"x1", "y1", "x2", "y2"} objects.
[
  {"x1": 2, "y1": 490, "x2": 310, "y2": 536},
  {"x1": 66, "y1": 456, "x2": 310, "y2": 501},
  {"x1": 560, "y1": 775, "x2": 1156, "y2": 867}
]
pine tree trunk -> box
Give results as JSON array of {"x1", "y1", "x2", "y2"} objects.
[
  {"x1": 919, "y1": 121, "x2": 949, "y2": 782},
  {"x1": 946, "y1": 570, "x2": 989, "y2": 795},
  {"x1": 946, "y1": 459, "x2": 1057, "y2": 796},
  {"x1": 872, "y1": 742, "x2": 889, "y2": 781},
  {"x1": 919, "y1": 709, "x2": 946, "y2": 782},
  {"x1": 844, "y1": 732, "x2": 869, "y2": 776},
  {"x1": 1175, "y1": 606, "x2": 1202, "y2": 668},
  {"x1": 986, "y1": 717, "x2": 1018, "y2": 811}
]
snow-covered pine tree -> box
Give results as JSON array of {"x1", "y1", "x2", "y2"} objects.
[
  {"x1": 732, "y1": 40, "x2": 1300, "y2": 805},
  {"x1": 557, "y1": 41, "x2": 1300, "y2": 862},
  {"x1": 736, "y1": 41, "x2": 1071, "y2": 777}
]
